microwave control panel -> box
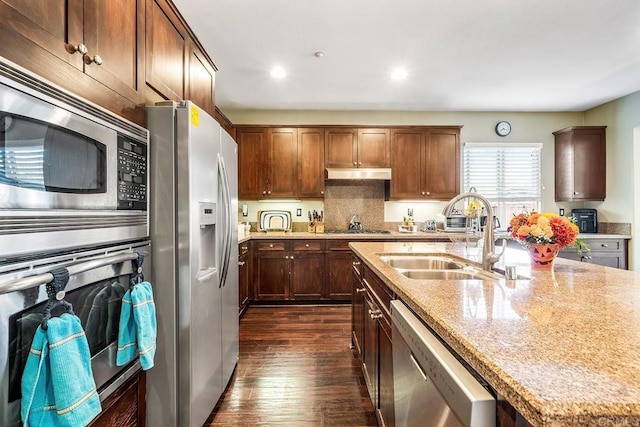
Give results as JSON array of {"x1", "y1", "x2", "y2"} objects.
[{"x1": 117, "y1": 135, "x2": 147, "y2": 210}]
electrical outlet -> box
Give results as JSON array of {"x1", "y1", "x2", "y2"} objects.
[
  {"x1": 296, "y1": 208, "x2": 302, "y2": 217},
  {"x1": 559, "y1": 208, "x2": 565, "y2": 216}
]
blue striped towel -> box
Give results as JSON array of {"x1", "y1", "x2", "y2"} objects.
[
  {"x1": 116, "y1": 281, "x2": 156, "y2": 370},
  {"x1": 21, "y1": 313, "x2": 101, "y2": 426}
]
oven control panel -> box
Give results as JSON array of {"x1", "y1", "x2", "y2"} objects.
[{"x1": 117, "y1": 135, "x2": 147, "y2": 210}]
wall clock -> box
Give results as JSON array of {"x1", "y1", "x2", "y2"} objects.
[{"x1": 495, "y1": 121, "x2": 511, "y2": 137}]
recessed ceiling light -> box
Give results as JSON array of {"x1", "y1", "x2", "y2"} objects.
[
  {"x1": 391, "y1": 68, "x2": 408, "y2": 80},
  {"x1": 270, "y1": 67, "x2": 287, "y2": 78}
]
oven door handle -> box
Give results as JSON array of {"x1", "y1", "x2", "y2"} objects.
[{"x1": 0, "y1": 251, "x2": 146, "y2": 295}]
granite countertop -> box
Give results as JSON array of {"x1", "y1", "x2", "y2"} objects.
[
  {"x1": 349, "y1": 241, "x2": 640, "y2": 426},
  {"x1": 238, "y1": 231, "x2": 630, "y2": 241}
]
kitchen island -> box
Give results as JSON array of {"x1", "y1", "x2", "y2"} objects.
[{"x1": 349, "y1": 241, "x2": 640, "y2": 426}]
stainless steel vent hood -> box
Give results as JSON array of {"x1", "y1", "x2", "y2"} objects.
[{"x1": 325, "y1": 167, "x2": 392, "y2": 180}]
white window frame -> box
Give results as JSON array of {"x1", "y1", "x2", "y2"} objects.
[{"x1": 462, "y1": 142, "x2": 542, "y2": 229}]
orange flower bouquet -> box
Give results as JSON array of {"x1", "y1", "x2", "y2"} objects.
[{"x1": 508, "y1": 211, "x2": 589, "y2": 255}]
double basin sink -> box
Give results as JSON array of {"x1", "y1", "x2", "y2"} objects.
[{"x1": 380, "y1": 255, "x2": 503, "y2": 281}]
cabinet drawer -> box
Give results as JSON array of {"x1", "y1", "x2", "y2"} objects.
[
  {"x1": 327, "y1": 240, "x2": 351, "y2": 251},
  {"x1": 256, "y1": 241, "x2": 287, "y2": 251},
  {"x1": 585, "y1": 239, "x2": 622, "y2": 252},
  {"x1": 293, "y1": 240, "x2": 325, "y2": 251}
]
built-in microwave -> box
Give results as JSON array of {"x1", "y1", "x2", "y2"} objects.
[{"x1": 0, "y1": 59, "x2": 149, "y2": 258}]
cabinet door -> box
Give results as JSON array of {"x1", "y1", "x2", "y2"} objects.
[
  {"x1": 363, "y1": 294, "x2": 379, "y2": 408},
  {"x1": 424, "y1": 128, "x2": 460, "y2": 200},
  {"x1": 390, "y1": 129, "x2": 424, "y2": 199},
  {"x1": 237, "y1": 128, "x2": 268, "y2": 199},
  {"x1": 554, "y1": 131, "x2": 574, "y2": 201},
  {"x1": 573, "y1": 129, "x2": 606, "y2": 201},
  {"x1": 378, "y1": 325, "x2": 394, "y2": 427},
  {"x1": 268, "y1": 128, "x2": 297, "y2": 198},
  {"x1": 325, "y1": 128, "x2": 358, "y2": 168},
  {"x1": 83, "y1": 0, "x2": 144, "y2": 104},
  {"x1": 145, "y1": 0, "x2": 187, "y2": 101},
  {"x1": 357, "y1": 128, "x2": 390, "y2": 168},
  {"x1": 186, "y1": 41, "x2": 215, "y2": 117},
  {"x1": 0, "y1": 0, "x2": 83, "y2": 70},
  {"x1": 238, "y1": 247, "x2": 249, "y2": 313},
  {"x1": 298, "y1": 128, "x2": 325, "y2": 198},
  {"x1": 290, "y1": 252, "x2": 324, "y2": 300},
  {"x1": 352, "y1": 262, "x2": 365, "y2": 356},
  {"x1": 89, "y1": 370, "x2": 145, "y2": 426},
  {"x1": 254, "y1": 253, "x2": 289, "y2": 300},
  {"x1": 326, "y1": 252, "x2": 354, "y2": 300}
]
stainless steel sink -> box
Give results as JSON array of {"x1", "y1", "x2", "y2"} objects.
[
  {"x1": 398, "y1": 269, "x2": 502, "y2": 281},
  {"x1": 380, "y1": 255, "x2": 465, "y2": 270}
]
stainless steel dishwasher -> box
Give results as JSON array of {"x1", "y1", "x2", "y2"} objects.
[{"x1": 391, "y1": 300, "x2": 496, "y2": 427}]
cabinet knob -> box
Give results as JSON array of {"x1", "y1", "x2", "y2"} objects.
[
  {"x1": 421, "y1": 191, "x2": 426, "y2": 195},
  {"x1": 305, "y1": 244, "x2": 310, "y2": 248},
  {"x1": 66, "y1": 43, "x2": 88, "y2": 55},
  {"x1": 574, "y1": 191, "x2": 579, "y2": 195},
  {"x1": 241, "y1": 246, "x2": 248, "y2": 250},
  {"x1": 320, "y1": 191, "x2": 324, "y2": 195},
  {"x1": 285, "y1": 255, "x2": 289, "y2": 259},
  {"x1": 426, "y1": 191, "x2": 430, "y2": 195},
  {"x1": 352, "y1": 261, "x2": 361, "y2": 265},
  {"x1": 238, "y1": 261, "x2": 245, "y2": 266},
  {"x1": 263, "y1": 190, "x2": 267, "y2": 195},
  {"x1": 267, "y1": 190, "x2": 271, "y2": 195},
  {"x1": 290, "y1": 256, "x2": 294, "y2": 260},
  {"x1": 358, "y1": 162, "x2": 362, "y2": 165},
  {"x1": 356, "y1": 287, "x2": 366, "y2": 293},
  {"x1": 601, "y1": 244, "x2": 608, "y2": 248},
  {"x1": 269, "y1": 244, "x2": 274, "y2": 248},
  {"x1": 84, "y1": 54, "x2": 103, "y2": 66},
  {"x1": 353, "y1": 162, "x2": 357, "y2": 166}
]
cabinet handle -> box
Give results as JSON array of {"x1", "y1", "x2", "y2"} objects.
[
  {"x1": 84, "y1": 54, "x2": 103, "y2": 66},
  {"x1": 241, "y1": 246, "x2": 248, "y2": 250},
  {"x1": 238, "y1": 261, "x2": 246, "y2": 266},
  {"x1": 574, "y1": 191, "x2": 579, "y2": 195},
  {"x1": 352, "y1": 261, "x2": 361, "y2": 265},
  {"x1": 601, "y1": 244, "x2": 608, "y2": 248},
  {"x1": 369, "y1": 309, "x2": 383, "y2": 319},
  {"x1": 356, "y1": 287, "x2": 366, "y2": 293},
  {"x1": 66, "y1": 43, "x2": 88, "y2": 55}
]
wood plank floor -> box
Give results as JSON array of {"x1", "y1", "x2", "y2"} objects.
[{"x1": 205, "y1": 305, "x2": 377, "y2": 426}]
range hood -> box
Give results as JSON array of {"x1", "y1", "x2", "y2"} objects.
[{"x1": 325, "y1": 167, "x2": 392, "y2": 180}]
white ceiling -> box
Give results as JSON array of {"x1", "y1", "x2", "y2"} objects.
[{"x1": 172, "y1": 0, "x2": 640, "y2": 112}]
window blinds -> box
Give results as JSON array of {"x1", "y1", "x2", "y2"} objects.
[{"x1": 463, "y1": 143, "x2": 542, "y2": 202}]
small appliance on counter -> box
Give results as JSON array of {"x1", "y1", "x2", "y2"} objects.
[{"x1": 571, "y1": 209, "x2": 598, "y2": 233}]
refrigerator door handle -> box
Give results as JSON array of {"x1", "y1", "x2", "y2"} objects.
[{"x1": 218, "y1": 154, "x2": 232, "y2": 288}]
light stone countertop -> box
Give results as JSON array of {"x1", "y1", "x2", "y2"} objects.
[{"x1": 349, "y1": 241, "x2": 640, "y2": 427}]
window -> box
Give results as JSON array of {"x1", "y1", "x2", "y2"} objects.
[{"x1": 463, "y1": 143, "x2": 542, "y2": 229}]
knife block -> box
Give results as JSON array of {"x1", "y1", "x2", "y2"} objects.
[{"x1": 307, "y1": 222, "x2": 325, "y2": 233}]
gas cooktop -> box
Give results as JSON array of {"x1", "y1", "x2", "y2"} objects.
[{"x1": 325, "y1": 229, "x2": 391, "y2": 234}]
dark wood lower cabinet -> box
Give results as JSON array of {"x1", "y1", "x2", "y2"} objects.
[
  {"x1": 239, "y1": 242, "x2": 250, "y2": 315},
  {"x1": 254, "y1": 251, "x2": 289, "y2": 300},
  {"x1": 291, "y1": 252, "x2": 324, "y2": 299},
  {"x1": 326, "y1": 251, "x2": 353, "y2": 300},
  {"x1": 89, "y1": 369, "x2": 146, "y2": 426}
]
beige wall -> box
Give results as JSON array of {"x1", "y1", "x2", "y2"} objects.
[{"x1": 584, "y1": 90, "x2": 640, "y2": 269}]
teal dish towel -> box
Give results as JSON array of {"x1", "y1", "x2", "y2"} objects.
[
  {"x1": 21, "y1": 313, "x2": 102, "y2": 427},
  {"x1": 116, "y1": 281, "x2": 157, "y2": 370}
]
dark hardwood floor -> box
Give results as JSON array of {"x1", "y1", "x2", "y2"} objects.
[{"x1": 205, "y1": 305, "x2": 377, "y2": 426}]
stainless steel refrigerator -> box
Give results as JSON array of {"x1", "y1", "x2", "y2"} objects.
[{"x1": 146, "y1": 101, "x2": 238, "y2": 427}]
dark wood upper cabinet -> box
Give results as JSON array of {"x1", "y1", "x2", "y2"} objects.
[
  {"x1": 325, "y1": 128, "x2": 358, "y2": 168},
  {"x1": 325, "y1": 128, "x2": 389, "y2": 168},
  {"x1": 554, "y1": 126, "x2": 606, "y2": 202},
  {"x1": 186, "y1": 41, "x2": 215, "y2": 114},
  {"x1": 357, "y1": 128, "x2": 390, "y2": 168},
  {"x1": 145, "y1": 0, "x2": 187, "y2": 102},
  {"x1": 268, "y1": 128, "x2": 298, "y2": 198},
  {"x1": 237, "y1": 127, "x2": 268, "y2": 199},
  {"x1": 0, "y1": 0, "x2": 145, "y2": 124},
  {"x1": 390, "y1": 127, "x2": 461, "y2": 200},
  {"x1": 297, "y1": 128, "x2": 325, "y2": 198}
]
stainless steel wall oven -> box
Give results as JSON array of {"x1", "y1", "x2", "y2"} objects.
[
  {"x1": 0, "y1": 240, "x2": 151, "y2": 427},
  {"x1": 0, "y1": 59, "x2": 149, "y2": 258}
]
